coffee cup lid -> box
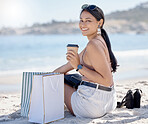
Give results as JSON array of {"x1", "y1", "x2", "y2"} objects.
[{"x1": 67, "y1": 44, "x2": 79, "y2": 48}]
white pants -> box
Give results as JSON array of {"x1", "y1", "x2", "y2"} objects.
[{"x1": 71, "y1": 84, "x2": 117, "y2": 118}]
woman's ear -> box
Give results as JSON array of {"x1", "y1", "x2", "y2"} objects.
[{"x1": 98, "y1": 19, "x2": 103, "y2": 27}]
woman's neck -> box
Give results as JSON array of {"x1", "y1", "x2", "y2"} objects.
[{"x1": 87, "y1": 32, "x2": 98, "y2": 41}]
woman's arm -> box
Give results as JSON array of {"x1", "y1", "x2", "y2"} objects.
[
  {"x1": 53, "y1": 48, "x2": 85, "y2": 74},
  {"x1": 53, "y1": 62, "x2": 74, "y2": 74}
]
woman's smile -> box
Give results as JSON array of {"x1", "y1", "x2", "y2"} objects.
[{"x1": 81, "y1": 27, "x2": 89, "y2": 31}]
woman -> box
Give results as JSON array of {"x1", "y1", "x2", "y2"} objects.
[{"x1": 53, "y1": 4, "x2": 118, "y2": 118}]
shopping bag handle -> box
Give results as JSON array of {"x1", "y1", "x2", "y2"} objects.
[{"x1": 49, "y1": 77, "x2": 59, "y2": 92}]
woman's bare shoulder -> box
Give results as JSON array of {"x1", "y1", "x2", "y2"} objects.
[{"x1": 86, "y1": 38, "x2": 105, "y2": 53}]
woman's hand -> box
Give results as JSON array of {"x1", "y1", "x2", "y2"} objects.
[{"x1": 66, "y1": 50, "x2": 80, "y2": 69}]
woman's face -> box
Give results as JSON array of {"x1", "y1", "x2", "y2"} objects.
[{"x1": 79, "y1": 10, "x2": 99, "y2": 36}]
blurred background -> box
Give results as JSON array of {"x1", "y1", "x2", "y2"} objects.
[{"x1": 0, "y1": 0, "x2": 148, "y2": 93}]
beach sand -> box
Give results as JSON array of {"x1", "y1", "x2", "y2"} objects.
[{"x1": 0, "y1": 80, "x2": 148, "y2": 124}]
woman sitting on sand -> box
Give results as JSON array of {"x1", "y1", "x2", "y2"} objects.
[{"x1": 53, "y1": 4, "x2": 118, "y2": 118}]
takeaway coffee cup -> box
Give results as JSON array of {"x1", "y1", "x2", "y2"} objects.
[{"x1": 67, "y1": 44, "x2": 79, "y2": 53}]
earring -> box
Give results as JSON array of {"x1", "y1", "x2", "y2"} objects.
[{"x1": 97, "y1": 25, "x2": 101, "y2": 35}]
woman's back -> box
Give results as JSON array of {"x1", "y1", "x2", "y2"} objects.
[{"x1": 79, "y1": 35, "x2": 113, "y2": 87}]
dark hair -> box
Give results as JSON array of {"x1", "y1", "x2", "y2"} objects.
[{"x1": 80, "y1": 5, "x2": 118, "y2": 72}]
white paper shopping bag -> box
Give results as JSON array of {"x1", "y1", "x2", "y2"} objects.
[{"x1": 28, "y1": 73, "x2": 64, "y2": 124}]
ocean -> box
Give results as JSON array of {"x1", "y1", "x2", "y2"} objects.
[{"x1": 0, "y1": 33, "x2": 148, "y2": 92}]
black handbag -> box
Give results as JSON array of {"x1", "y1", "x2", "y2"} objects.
[
  {"x1": 64, "y1": 74, "x2": 82, "y2": 89},
  {"x1": 117, "y1": 89, "x2": 142, "y2": 109}
]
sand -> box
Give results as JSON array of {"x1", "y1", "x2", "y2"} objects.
[{"x1": 0, "y1": 80, "x2": 148, "y2": 124}]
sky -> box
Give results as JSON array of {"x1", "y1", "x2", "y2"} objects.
[{"x1": 0, "y1": 0, "x2": 148, "y2": 28}]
